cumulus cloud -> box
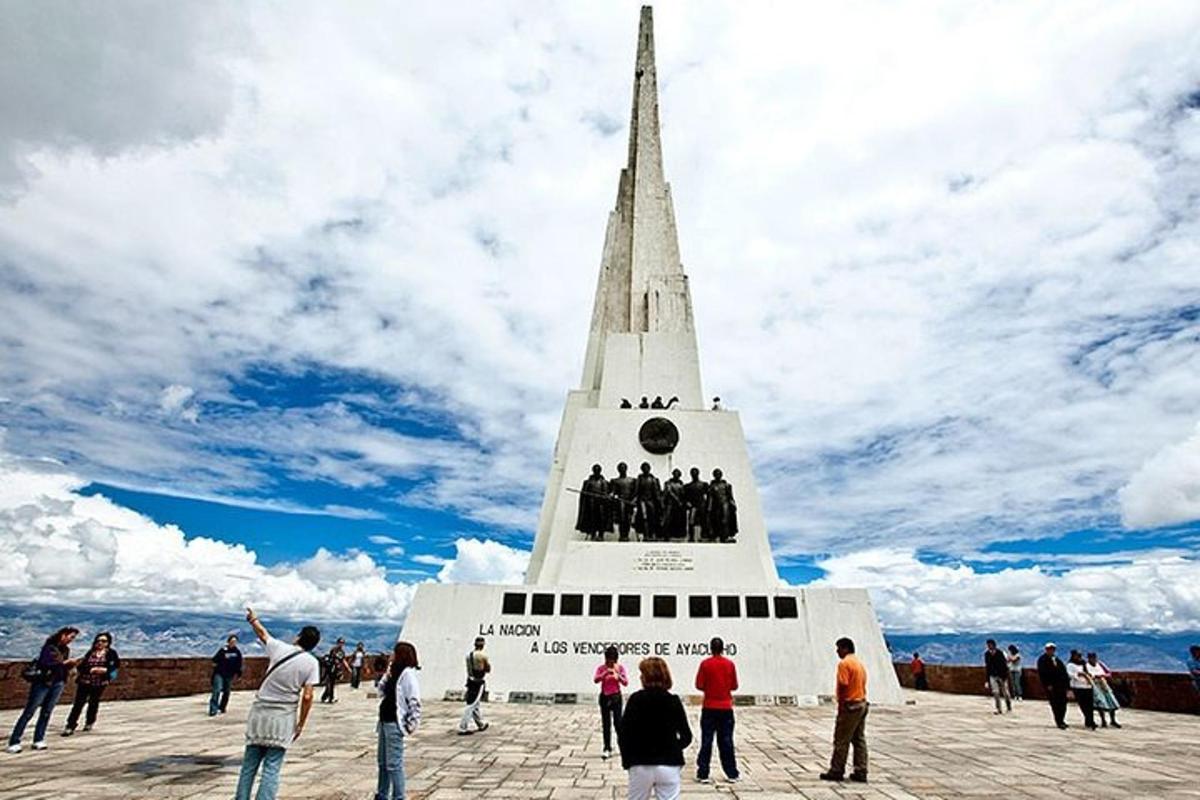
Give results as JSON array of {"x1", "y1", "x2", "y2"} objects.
[
  {"x1": 1, "y1": 1, "x2": 1199, "y2": 621},
  {"x1": 433, "y1": 538, "x2": 530, "y2": 585},
  {"x1": 1119, "y1": 423, "x2": 1200, "y2": 529},
  {"x1": 814, "y1": 548, "x2": 1200, "y2": 634}
]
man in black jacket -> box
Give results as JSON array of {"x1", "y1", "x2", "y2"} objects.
[
  {"x1": 984, "y1": 639, "x2": 1012, "y2": 714},
  {"x1": 210, "y1": 635, "x2": 243, "y2": 716},
  {"x1": 1037, "y1": 642, "x2": 1070, "y2": 729}
]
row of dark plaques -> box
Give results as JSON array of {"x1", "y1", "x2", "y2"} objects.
[
  {"x1": 441, "y1": 690, "x2": 813, "y2": 706},
  {"x1": 501, "y1": 591, "x2": 799, "y2": 619}
]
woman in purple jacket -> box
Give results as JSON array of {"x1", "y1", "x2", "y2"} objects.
[{"x1": 7, "y1": 627, "x2": 79, "y2": 753}]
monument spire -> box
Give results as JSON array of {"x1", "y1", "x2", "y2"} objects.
[{"x1": 580, "y1": 5, "x2": 699, "y2": 405}]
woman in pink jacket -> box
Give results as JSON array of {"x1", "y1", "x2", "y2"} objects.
[{"x1": 594, "y1": 645, "x2": 629, "y2": 760}]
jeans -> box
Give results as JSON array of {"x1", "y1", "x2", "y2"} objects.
[
  {"x1": 628, "y1": 764, "x2": 681, "y2": 800},
  {"x1": 9, "y1": 681, "x2": 65, "y2": 745},
  {"x1": 989, "y1": 676, "x2": 1012, "y2": 712},
  {"x1": 235, "y1": 744, "x2": 286, "y2": 800},
  {"x1": 599, "y1": 692, "x2": 623, "y2": 752},
  {"x1": 210, "y1": 673, "x2": 233, "y2": 715},
  {"x1": 1010, "y1": 669, "x2": 1023, "y2": 699},
  {"x1": 459, "y1": 681, "x2": 486, "y2": 732},
  {"x1": 65, "y1": 684, "x2": 106, "y2": 729},
  {"x1": 696, "y1": 708, "x2": 738, "y2": 780},
  {"x1": 351, "y1": 666, "x2": 362, "y2": 690},
  {"x1": 375, "y1": 721, "x2": 406, "y2": 800},
  {"x1": 829, "y1": 701, "x2": 869, "y2": 775}
]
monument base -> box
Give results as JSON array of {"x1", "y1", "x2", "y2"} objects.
[{"x1": 401, "y1": 583, "x2": 903, "y2": 705}]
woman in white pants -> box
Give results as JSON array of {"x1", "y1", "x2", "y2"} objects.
[{"x1": 617, "y1": 657, "x2": 694, "y2": 800}]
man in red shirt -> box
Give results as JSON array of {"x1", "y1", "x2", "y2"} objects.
[{"x1": 693, "y1": 637, "x2": 740, "y2": 783}]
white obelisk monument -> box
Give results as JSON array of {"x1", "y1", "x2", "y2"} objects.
[{"x1": 402, "y1": 6, "x2": 902, "y2": 705}]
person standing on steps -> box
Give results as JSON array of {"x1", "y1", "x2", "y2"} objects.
[
  {"x1": 211, "y1": 634, "x2": 244, "y2": 716},
  {"x1": 594, "y1": 645, "x2": 629, "y2": 760},
  {"x1": 233, "y1": 608, "x2": 321, "y2": 800},
  {"x1": 62, "y1": 631, "x2": 120, "y2": 736},
  {"x1": 820, "y1": 637, "x2": 869, "y2": 784},
  {"x1": 693, "y1": 637, "x2": 740, "y2": 784},
  {"x1": 458, "y1": 636, "x2": 491, "y2": 736}
]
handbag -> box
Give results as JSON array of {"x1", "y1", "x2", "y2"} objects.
[{"x1": 21, "y1": 659, "x2": 48, "y2": 683}]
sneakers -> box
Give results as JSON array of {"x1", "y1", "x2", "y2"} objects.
[
  {"x1": 601, "y1": 749, "x2": 611, "y2": 760},
  {"x1": 724, "y1": 775, "x2": 742, "y2": 783},
  {"x1": 5, "y1": 744, "x2": 20, "y2": 754},
  {"x1": 819, "y1": 771, "x2": 844, "y2": 782},
  {"x1": 696, "y1": 775, "x2": 713, "y2": 784},
  {"x1": 32, "y1": 741, "x2": 47, "y2": 751},
  {"x1": 849, "y1": 772, "x2": 868, "y2": 783},
  {"x1": 60, "y1": 728, "x2": 75, "y2": 737},
  {"x1": 82, "y1": 724, "x2": 93, "y2": 732}
]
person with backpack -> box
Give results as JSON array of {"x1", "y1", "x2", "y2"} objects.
[
  {"x1": 374, "y1": 641, "x2": 421, "y2": 800},
  {"x1": 457, "y1": 636, "x2": 491, "y2": 735},
  {"x1": 234, "y1": 608, "x2": 321, "y2": 800},
  {"x1": 7, "y1": 626, "x2": 79, "y2": 753},
  {"x1": 62, "y1": 631, "x2": 120, "y2": 736}
]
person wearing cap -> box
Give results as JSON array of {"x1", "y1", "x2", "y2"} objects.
[
  {"x1": 1036, "y1": 642, "x2": 1070, "y2": 729},
  {"x1": 458, "y1": 636, "x2": 491, "y2": 735},
  {"x1": 320, "y1": 638, "x2": 350, "y2": 704}
]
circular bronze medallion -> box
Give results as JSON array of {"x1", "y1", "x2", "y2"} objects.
[{"x1": 639, "y1": 417, "x2": 679, "y2": 454}]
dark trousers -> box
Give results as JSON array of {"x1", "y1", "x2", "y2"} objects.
[
  {"x1": 65, "y1": 684, "x2": 105, "y2": 730},
  {"x1": 1075, "y1": 687, "x2": 1096, "y2": 728},
  {"x1": 1047, "y1": 687, "x2": 1068, "y2": 726},
  {"x1": 599, "y1": 692, "x2": 623, "y2": 752},
  {"x1": 321, "y1": 671, "x2": 338, "y2": 703},
  {"x1": 696, "y1": 708, "x2": 738, "y2": 780},
  {"x1": 351, "y1": 666, "x2": 362, "y2": 689},
  {"x1": 914, "y1": 673, "x2": 928, "y2": 690}
]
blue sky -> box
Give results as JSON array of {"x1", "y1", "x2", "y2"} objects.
[{"x1": 1, "y1": 1, "x2": 1200, "y2": 632}]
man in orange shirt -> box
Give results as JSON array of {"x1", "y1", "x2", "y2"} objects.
[{"x1": 820, "y1": 637, "x2": 868, "y2": 783}]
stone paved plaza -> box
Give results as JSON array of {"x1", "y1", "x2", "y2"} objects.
[{"x1": 1, "y1": 687, "x2": 1196, "y2": 799}]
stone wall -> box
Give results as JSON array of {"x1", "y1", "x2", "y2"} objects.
[
  {"x1": 0, "y1": 657, "x2": 383, "y2": 711},
  {"x1": 892, "y1": 661, "x2": 1200, "y2": 714},
  {"x1": 2, "y1": 658, "x2": 1196, "y2": 714}
]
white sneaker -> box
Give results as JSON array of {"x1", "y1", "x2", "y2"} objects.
[
  {"x1": 725, "y1": 775, "x2": 742, "y2": 783},
  {"x1": 5, "y1": 744, "x2": 20, "y2": 754},
  {"x1": 601, "y1": 749, "x2": 611, "y2": 760},
  {"x1": 31, "y1": 741, "x2": 47, "y2": 751}
]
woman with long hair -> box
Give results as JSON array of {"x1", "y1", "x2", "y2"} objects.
[
  {"x1": 594, "y1": 644, "x2": 629, "y2": 759},
  {"x1": 1086, "y1": 652, "x2": 1121, "y2": 728},
  {"x1": 7, "y1": 626, "x2": 79, "y2": 753},
  {"x1": 63, "y1": 631, "x2": 120, "y2": 735},
  {"x1": 617, "y1": 657, "x2": 693, "y2": 800},
  {"x1": 375, "y1": 641, "x2": 421, "y2": 800}
]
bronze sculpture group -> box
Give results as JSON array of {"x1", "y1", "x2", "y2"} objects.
[{"x1": 574, "y1": 463, "x2": 738, "y2": 543}]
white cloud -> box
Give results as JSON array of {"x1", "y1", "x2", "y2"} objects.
[
  {"x1": 368, "y1": 535, "x2": 401, "y2": 545},
  {"x1": 0, "y1": 448, "x2": 414, "y2": 620},
  {"x1": 0, "y1": 0, "x2": 1199, "y2": 609},
  {"x1": 1119, "y1": 423, "x2": 1200, "y2": 529},
  {"x1": 813, "y1": 548, "x2": 1200, "y2": 634},
  {"x1": 433, "y1": 538, "x2": 530, "y2": 585}
]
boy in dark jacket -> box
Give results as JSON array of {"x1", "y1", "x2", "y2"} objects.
[{"x1": 210, "y1": 635, "x2": 244, "y2": 716}]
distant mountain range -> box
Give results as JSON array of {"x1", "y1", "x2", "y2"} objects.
[
  {"x1": 0, "y1": 604, "x2": 1195, "y2": 673},
  {"x1": 885, "y1": 631, "x2": 1199, "y2": 673}
]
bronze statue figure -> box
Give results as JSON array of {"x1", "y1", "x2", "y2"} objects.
[
  {"x1": 633, "y1": 462, "x2": 662, "y2": 540},
  {"x1": 609, "y1": 462, "x2": 638, "y2": 542},
  {"x1": 660, "y1": 468, "x2": 687, "y2": 539},
  {"x1": 706, "y1": 468, "x2": 738, "y2": 542},
  {"x1": 575, "y1": 464, "x2": 612, "y2": 541},
  {"x1": 683, "y1": 467, "x2": 709, "y2": 542}
]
